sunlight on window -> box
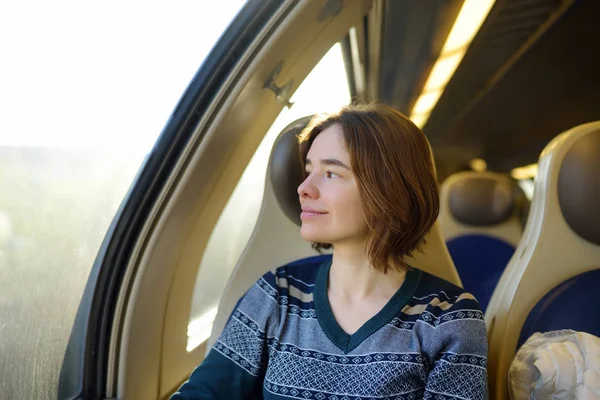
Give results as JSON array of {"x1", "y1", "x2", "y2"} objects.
[
  {"x1": 0, "y1": 2, "x2": 248, "y2": 398},
  {"x1": 187, "y1": 307, "x2": 218, "y2": 352},
  {"x1": 0, "y1": 0, "x2": 246, "y2": 151},
  {"x1": 187, "y1": 43, "x2": 351, "y2": 351}
]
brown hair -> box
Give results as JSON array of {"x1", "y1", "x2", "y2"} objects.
[{"x1": 297, "y1": 102, "x2": 439, "y2": 273}]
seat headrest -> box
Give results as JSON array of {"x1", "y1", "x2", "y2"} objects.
[
  {"x1": 557, "y1": 129, "x2": 600, "y2": 246},
  {"x1": 269, "y1": 116, "x2": 314, "y2": 227},
  {"x1": 447, "y1": 173, "x2": 516, "y2": 226}
]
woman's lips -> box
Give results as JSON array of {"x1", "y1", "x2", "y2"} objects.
[{"x1": 300, "y1": 208, "x2": 327, "y2": 219}]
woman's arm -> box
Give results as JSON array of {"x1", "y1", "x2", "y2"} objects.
[
  {"x1": 420, "y1": 291, "x2": 489, "y2": 400},
  {"x1": 171, "y1": 272, "x2": 280, "y2": 399},
  {"x1": 170, "y1": 344, "x2": 266, "y2": 399}
]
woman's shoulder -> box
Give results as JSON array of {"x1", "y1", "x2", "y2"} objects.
[
  {"x1": 410, "y1": 268, "x2": 484, "y2": 317},
  {"x1": 413, "y1": 269, "x2": 466, "y2": 296},
  {"x1": 259, "y1": 254, "x2": 331, "y2": 293}
]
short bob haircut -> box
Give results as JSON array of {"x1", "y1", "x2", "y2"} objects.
[{"x1": 297, "y1": 102, "x2": 439, "y2": 274}]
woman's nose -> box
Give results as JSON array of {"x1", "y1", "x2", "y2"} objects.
[{"x1": 298, "y1": 176, "x2": 318, "y2": 199}]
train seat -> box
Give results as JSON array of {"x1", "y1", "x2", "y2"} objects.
[
  {"x1": 485, "y1": 121, "x2": 600, "y2": 399},
  {"x1": 439, "y1": 171, "x2": 526, "y2": 311}
]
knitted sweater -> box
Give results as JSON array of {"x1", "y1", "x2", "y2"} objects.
[{"x1": 171, "y1": 255, "x2": 489, "y2": 399}]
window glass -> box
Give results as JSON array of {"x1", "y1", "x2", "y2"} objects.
[
  {"x1": 188, "y1": 43, "x2": 351, "y2": 351},
  {"x1": 0, "y1": 1, "x2": 246, "y2": 398}
]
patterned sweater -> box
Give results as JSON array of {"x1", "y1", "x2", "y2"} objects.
[{"x1": 171, "y1": 255, "x2": 489, "y2": 399}]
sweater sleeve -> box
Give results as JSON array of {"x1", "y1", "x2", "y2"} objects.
[
  {"x1": 420, "y1": 291, "x2": 489, "y2": 400},
  {"x1": 170, "y1": 271, "x2": 280, "y2": 399}
]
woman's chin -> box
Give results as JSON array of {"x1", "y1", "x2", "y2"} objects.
[{"x1": 300, "y1": 226, "x2": 326, "y2": 243}]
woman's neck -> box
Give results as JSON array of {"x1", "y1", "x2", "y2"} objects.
[{"x1": 329, "y1": 243, "x2": 406, "y2": 303}]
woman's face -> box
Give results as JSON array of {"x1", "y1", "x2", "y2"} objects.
[{"x1": 297, "y1": 124, "x2": 369, "y2": 246}]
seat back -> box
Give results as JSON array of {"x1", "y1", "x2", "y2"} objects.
[
  {"x1": 440, "y1": 171, "x2": 526, "y2": 311},
  {"x1": 485, "y1": 121, "x2": 600, "y2": 399},
  {"x1": 208, "y1": 116, "x2": 460, "y2": 350}
]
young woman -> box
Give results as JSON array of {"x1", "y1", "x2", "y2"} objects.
[{"x1": 172, "y1": 103, "x2": 488, "y2": 399}]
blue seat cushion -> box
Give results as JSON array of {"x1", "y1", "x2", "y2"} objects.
[
  {"x1": 518, "y1": 269, "x2": 600, "y2": 348},
  {"x1": 446, "y1": 234, "x2": 516, "y2": 312}
]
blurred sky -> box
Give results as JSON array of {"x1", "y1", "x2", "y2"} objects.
[{"x1": 0, "y1": 1, "x2": 247, "y2": 151}]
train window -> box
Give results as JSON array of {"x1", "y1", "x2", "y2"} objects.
[
  {"x1": 187, "y1": 43, "x2": 351, "y2": 351},
  {"x1": 0, "y1": 2, "x2": 246, "y2": 398}
]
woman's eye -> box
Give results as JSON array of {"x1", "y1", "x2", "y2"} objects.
[{"x1": 325, "y1": 171, "x2": 340, "y2": 179}]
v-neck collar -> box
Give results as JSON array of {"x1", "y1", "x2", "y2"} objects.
[{"x1": 314, "y1": 258, "x2": 421, "y2": 354}]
